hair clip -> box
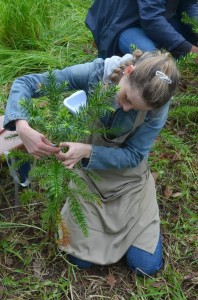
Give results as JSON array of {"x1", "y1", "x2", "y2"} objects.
[{"x1": 156, "y1": 71, "x2": 172, "y2": 84}]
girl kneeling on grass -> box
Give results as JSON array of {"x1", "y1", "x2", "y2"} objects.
[{"x1": 4, "y1": 50, "x2": 179, "y2": 275}]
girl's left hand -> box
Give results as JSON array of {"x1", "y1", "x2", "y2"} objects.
[{"x1": 56, "y1": 142, "x2": 91, "y2": 169}]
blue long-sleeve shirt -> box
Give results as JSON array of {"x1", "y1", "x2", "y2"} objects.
[{"x1": 4, "y1": 57, "x2": 170, "y2": 170}]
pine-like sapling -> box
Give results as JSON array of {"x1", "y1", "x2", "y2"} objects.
[{"x1": 9, "y1": 69, "x2": 118, "y2": 247}]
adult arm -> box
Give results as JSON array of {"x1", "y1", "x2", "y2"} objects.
[
  {"x1": 79, "y1": 101, "x2": 171, "y2": 170},
  {"x1": 3, "y1": 60, "x2": 101, "y2": 157},
  {"x1": 4, "y1": 62, "x2": 96, "y2": 130},
  {"x1": 137, "y1": 0, "x2": 198, "y2": 57}
]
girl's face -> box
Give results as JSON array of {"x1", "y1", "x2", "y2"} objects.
[{"x1": 116, "y1": 68, "x2": 152, "y2": 112}]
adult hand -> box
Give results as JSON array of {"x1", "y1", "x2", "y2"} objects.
[
  {"x1": 190, "y1": 45, "x2": 198, "y2": 64},
  {"x1": 56, "y1": 142, "x2": 91, "y2": 169},
  {"x1": 191, "y1": 45, "x2": 198, "y2": 54},
  {"x1": 16, "y1": 120, "x2": 60, "y2": 159}
]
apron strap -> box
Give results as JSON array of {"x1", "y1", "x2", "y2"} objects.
[
  {"x1": 130, "y1": 110, "x2": 147, "y2": 133},
  {"x1": 89, "y1": 110, "x2": 148, "y2": 146},
  {"x1": 110, "y1": 110, "x2": 147, "y2": 144}
]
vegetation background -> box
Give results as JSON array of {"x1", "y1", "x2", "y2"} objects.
[{"x1": 0, "y1": 0, "x2": 197, "y2": 299}]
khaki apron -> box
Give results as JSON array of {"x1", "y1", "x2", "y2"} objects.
[{"x1": 59, "y1": 111, "x2": 160, "y2": 265}]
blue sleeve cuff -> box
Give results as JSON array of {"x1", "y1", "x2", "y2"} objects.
[
  {"x1": 81, "y1": 145, "x2": 95, "y2": 169},
  {"x1": 171, "y1": 41, "x2": 192, "y2": 58}
]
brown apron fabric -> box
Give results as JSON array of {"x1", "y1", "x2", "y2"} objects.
[{"x1": 59, "y1": 111, "x2": 160, "y2": 264}]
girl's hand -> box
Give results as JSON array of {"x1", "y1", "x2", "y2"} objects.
[
  {"x1": 56, "y1": 142, "x2": 91, "y2": 169},
  {"x1": 16, "y1": 120, "x2": 60, "y2": 159}
]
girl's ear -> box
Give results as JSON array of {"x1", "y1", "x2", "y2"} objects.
[{"x1": 124, "y1": 65, "x2": 135, "y2": 75}]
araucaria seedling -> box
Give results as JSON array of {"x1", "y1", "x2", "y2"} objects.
[{"x1": 11, "y1": 69, "x2": 117, "y2": 245}]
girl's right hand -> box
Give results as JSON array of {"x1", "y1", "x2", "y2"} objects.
[{"x1": 16, "y1": 120, "x2": 60, "y2": 159}]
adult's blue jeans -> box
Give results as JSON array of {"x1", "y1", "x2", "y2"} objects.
[
  {"x1": 67, "y1": 235, "x2": 163, "y2": 276},
  {"x1": 118, "y1": 22, "x2": 198, "y2": 55},
  {"x1": 118, "y1": 27, "x2": 157, "y2": 54}
]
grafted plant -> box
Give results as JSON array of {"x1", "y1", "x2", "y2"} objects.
[{"x1": 12, "y1": 70, "x2": 117, "y2": 244}]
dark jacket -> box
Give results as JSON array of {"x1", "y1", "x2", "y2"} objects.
[{"x1": 85, "y1": 0, "x2": 198, "y2": 58}]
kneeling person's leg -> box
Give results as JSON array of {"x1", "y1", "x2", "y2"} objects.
[
  {"x1": 67, "y1": 254, "x2": 93, "y2": 269},
  {"x1": 126, "y1": 236, "x2": 163, "y2": 275},
  {"x1": 118, "y1": 27, "x2": 157, "y2": 54}
]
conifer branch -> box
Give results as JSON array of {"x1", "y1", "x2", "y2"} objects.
[{"x1": 10, "y1": 69, "x2": 117, "y2": 240}]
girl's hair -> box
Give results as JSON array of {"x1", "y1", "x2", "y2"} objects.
[{"x1": 109, "y1": 49, "x2": 179, "y2": 108}]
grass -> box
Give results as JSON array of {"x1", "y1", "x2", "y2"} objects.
[
  {"x1": 0, "y1": 0, "x2": 198, "y2": 299},
  {"x1": 0, "y1": 0, "x2": 53, "y2": 50}
]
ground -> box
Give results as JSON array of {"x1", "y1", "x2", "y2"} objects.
[{"x1": 0, "y1": 142, "x2": 197, "y2": 299}]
